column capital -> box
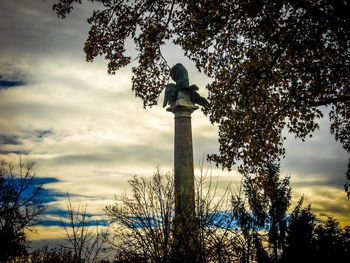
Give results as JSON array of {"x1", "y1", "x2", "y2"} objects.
[{"x1": 167, "y1": 98, "x2": 199, "y2": 118}]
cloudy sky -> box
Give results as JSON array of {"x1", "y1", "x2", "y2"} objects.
[{"x1": 1, "y1": 0, "x2": 349, "y2": 246}]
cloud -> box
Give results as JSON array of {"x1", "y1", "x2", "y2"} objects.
[
  {"x1": 0, "y1": 0, "x2": 93, "y2": 57},
  {"x1": 49, "y1": 142, "x2": 173, "y2": 167},
  {"x1": 0, "y1": 60, "x2": 27, "y2": 89},
  {"x1": 38, "y1": 207, "x2": 109, "y2": 228},
  {"x1": 280, "y1": 113, "x2": 349, "y2": 191},
  {"x1": 0, "y1": 129, "x2": 55, "y2": 158},
  {"x1": 31, "y1": 129, "x2": 55, "y2": 141},
  {"x1": 45, "y1": 208, "x2": 103, "y2": 218},
  {"x1": 0, "y1": 134, "x2": 22, "y2": 145},
  {"x1": 0, "y1": 150, "x2": 30, "y2": 155},
  {"x1": 0, "y1": 61, "x2": 27, "y2": 84},
  {"x1": 291, "y1": 185, "x2": 350, "y2": 225}
]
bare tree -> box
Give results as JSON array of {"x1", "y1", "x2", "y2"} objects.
[
  {"x1": 194, "y1": 164, "x2": 241, "y2": 262},
  {"x1": 105, "y1": 167, "x2": 250, "y2": 263},
  {"x1": 105, "y1": 169, "x2": 175, "y2": 262},
  {"x1": 62, "y1": 194, "x2": 110, "y2": 263},
  {"x1": 0, "y1": 159, "x2": 45, "y2": 262}
]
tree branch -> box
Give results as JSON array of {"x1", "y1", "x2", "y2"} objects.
[{"x1": 308, "y1": 95, "x2": 350, "y2": 106}]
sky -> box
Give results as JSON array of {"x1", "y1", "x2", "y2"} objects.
[{"x1": 0, "y1": 0, "x2": 349, "y2": 247}]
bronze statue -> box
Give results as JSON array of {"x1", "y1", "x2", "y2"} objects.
[{"x1": 163, "y1": 63, "x2": 208, "y2": 108}]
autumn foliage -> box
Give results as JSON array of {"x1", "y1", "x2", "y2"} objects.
[{"x1": 53, "y1": 0, "x2": 349, "y2": 179}]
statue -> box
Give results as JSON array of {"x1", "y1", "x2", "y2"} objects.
[{"x1": 163, "y1": 63, "x2": 208, "y2": 108}]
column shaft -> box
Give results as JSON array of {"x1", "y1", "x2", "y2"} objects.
[
  {"x1": 174, "y1": 115, "x2": 196, "y2": 226},
  {"x1": 168, "y1": 101, "x2": 199, "y2": 262}
]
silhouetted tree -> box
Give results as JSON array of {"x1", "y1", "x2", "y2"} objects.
[
  {"x1": 281, "y1": 205, "x2": 350, "y2": 263},
  {"x1": 281, "y1": 199, "x2": 316, "y2": 263},
  {"x1": 230, "y1": 192, "x2": 259, "y2": 263},
  {"x1": 233, "y1": 164, "x2": 350, "y2": 263},
  {"x1": 342, "y1": 226, "x2": 350, "y2": 259},
  {"x1": 53, "y1": 0, "x2": 349, "y2": 182},
  {"x1": 29, "y1": 246, "x2": 75, "y2": 263},
  {"x1": 254, "y1": 237, "x2": 270, "y2": 263},
  {"x1": 243, "y1": 163, "x2": 291, "y2": 262},
  {"x1": 0, "y1": 159, "x2": 45, "y2": 262},
  {"x1": 313, "y1": 217, "x2": 350, "y2": 263}
]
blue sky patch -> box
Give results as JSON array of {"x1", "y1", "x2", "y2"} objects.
[
  {"x1": 1, "y1": 174, "x2": 110, "y2": 227},
  {"x1": 0, "y1": 79, "x2": 25, "y2": 88},
  {"x1": 2, "y1": 176, "x2": 62, "y2": 204},
  {"x1": 37, "y1": 186, "x2": 66, "y2": 204},
  {"x1": 45, "y1": 208, "x2": 101, "y2": 218},
  {"x1": 38, "y1": 218, "x2": 109, "y2": 227}
]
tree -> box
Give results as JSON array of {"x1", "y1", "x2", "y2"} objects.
[
  {"x1": 104, "y1": 166, "x2": 349, "y2": 263},
  {"x1": 281, "y1": 199, "x2": 316, "y2": 263},
  {"x1": 194, "y1": 167, "x2": 241, "y2": 263},
  {"x1": 105, "y1": 170, "x2": 175, "y2": 262},
  {"x1": 313, "y1": 217, "x2": 350, "y2": 263},
  {"x1": 53, "y1": 0, "x2": 349, "y2": 178},
  {"x1": 105, "y1": 168, "x2": 247, "y2": 262},
  {"x1": 62, "y1": 194, "x2": 110, "y2": 263},
  {"x1": 28, "y1": 246, "x2": 75, "y2": 263},
  {"x1": 281, "y1": 204, "x2": 350, "y2": 263},
  {"x1": 232, "y1": 163, "x2": 291, "y2": 263},
  {"x1": 0, "y1": 159, "x2": 45, "y2": 262}
]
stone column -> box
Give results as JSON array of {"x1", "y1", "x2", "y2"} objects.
[{"x1": 167, "y1": 94, "x2": 199, "y2": 261}]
